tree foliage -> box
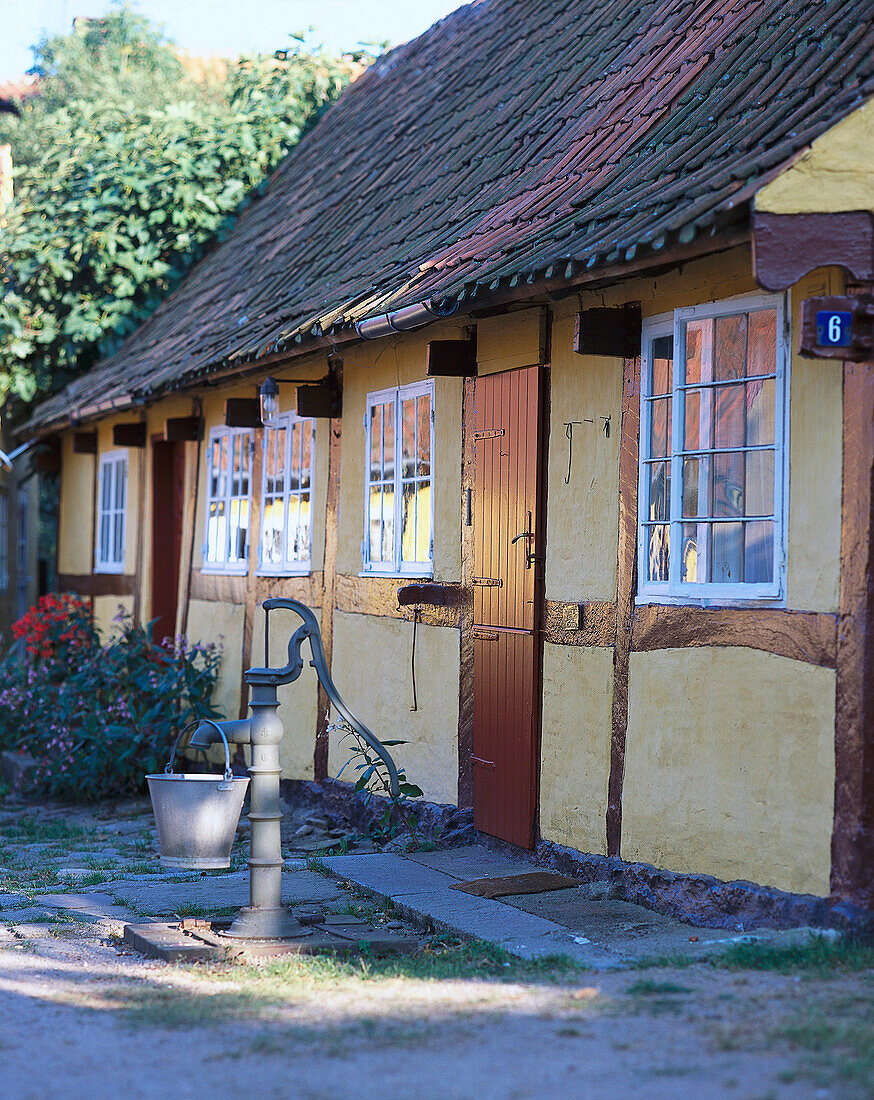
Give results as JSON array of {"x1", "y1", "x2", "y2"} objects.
[{"x1": 0, "y1": 8, "x2": 368, "y2": 405}]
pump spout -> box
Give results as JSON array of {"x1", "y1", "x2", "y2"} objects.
[{"x1": 189, "y1": 718, "x2": 252, "y2": 749}]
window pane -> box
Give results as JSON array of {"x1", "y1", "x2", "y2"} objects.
[
  {"x1": 650, "y1": 337, "x2": 673, "y2": 394},
  {"x1": 290, "y1": 493, "x2": 310, "y2": 562},
  {"x1": 300, "y1": 422, "x2": 312, "y2": 490},
  {"x1": 685, "y1": 319, "x2": 712, "y2": 384},
  {"x1": 369, "y1": 406, "x2": 382, "y2": 481},
  {"x1": 714, "y1": 384, "x2": 745, "y2": 449},
  {"x1": 416, "y1": 395, "x2": 431, "y2": 477},
  {"x1": 684, "y1": 391, "x2": 701, "y2": 450},
  {"x1": 745, "y1": 520, "x2": 774, "y2": 583},
  {"x1": 649, "y1": 397, "x2": 671, "y2": 458},
  {"x1": 714, "y1": 313, "x2": 747, "y2": 381},
  {"x1": 646, "y1": 524, "x2": 670, "y2": 582},
  {"x1": 681, "y1": 522, "x2": 700, "y2": 582},
  {"x1": 382, "y1": 402, "x2": 395, "y2": 480},
  {"x1": 401, "y1": 482, "x2": 416, "y2": 562},
  {"x1": 713, "y1": 452, "x2": 745, "y2": 517},
  {"x1": 746, "y1": 450, "x2": 774, "y2": 515},
  {"x1": 415, "y1": 482, "x2": 430, "y2": 561},
  {"x1": 402, "y1": 398, "x2": 416, "y2": 479},
  {"x1": 114, "y1": 461, "x2": 125, "y2": 510},
  {"x1": 648, "y1": 461, "x2": 670, "y2": 521},
  {"x1": 746, "y1": 378, "x2": 775, "y2": 446},
  {"x1": 682, "y1": 457, "x2": 703, "y2": 517},
  {"x1": 368, "y1": 486, "x2": 382, "y2": 560},
  {"x1": 712, "y1": 521, "x2": 743, "y2": 583},
  {"x1": 262, "y1": 499, "x2": 283, "y2": 564},
  {"x1": 381, "y1": 486, "x2": 394, "y2": 563},
  {"x1": 207, "y1": 501, "x2": 225, "y2": 562},
  {"x1": 747, "y1": 309, "x2": 777, "y2": 378}
]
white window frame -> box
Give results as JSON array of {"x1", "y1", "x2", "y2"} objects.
[
  {"x1": 94, "y1": 450, "x2": 127, "y2": 574},
  {"x1": 637, "y1": 292, "x2": 789, "y2": 606},
  {"x1": 362, "y1": 379, "x2": 435, "y2": 577},
  {"x1": 258, "y1": 412, "x2": 315, "y2": 576},
  {"x1": 202, "y1": 426, "x2": 254, "y2": 575},
  {"x1": 0, "y1": 491, "x2": 8, "y2": 592}
]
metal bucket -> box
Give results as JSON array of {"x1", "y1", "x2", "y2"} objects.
[{"x1": 146, "y1": 719, "x2": 249, "y2": 870}]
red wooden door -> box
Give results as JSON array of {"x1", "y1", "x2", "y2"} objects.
[
  {"x1": 151, "y1": 440, "x2": 185, "y2": 641},
  {"x1": 472, "y1": 366, "x2": 542, "y2": 848}
]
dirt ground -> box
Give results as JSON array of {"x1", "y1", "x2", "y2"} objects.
[{"x1": 1, "y1": 799, "x2": 873, "y2": 1099}]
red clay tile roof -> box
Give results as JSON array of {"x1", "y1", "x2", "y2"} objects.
[{"x1": 29, "y1": 0, "x2": 874, "y2": 430}]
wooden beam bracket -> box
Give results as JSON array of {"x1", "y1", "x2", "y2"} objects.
[
  {"x1": 426, "y1": 338, "x2": 478, "y2": 377},
  {"x1": 72, "y1": 431, "x2": 97, "y2": 454},
  {"x1": 164, "y1": 416, "x2": 204, "y2": 442},
  {"x1": 224, "y1": 398, "x2": 262, "y2": 429},
  {"x1": 112, "y1": 422, "x2": 147, "y2": 448},
  {"x1": 574, "y1": 305, "x2": 642, "y2": 358}
]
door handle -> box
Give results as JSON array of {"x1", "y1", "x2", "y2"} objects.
[{"x1": 511, "y1": 511, "x2": 535, "y2": 568}]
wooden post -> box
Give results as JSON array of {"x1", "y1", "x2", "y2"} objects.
[{"x1": 831, "y1": 353, "x2": 874, "y2": 908}]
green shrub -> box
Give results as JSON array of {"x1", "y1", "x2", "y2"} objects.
[{"x1": 0, "y1": 594, "x2": 222, "y2": 799}]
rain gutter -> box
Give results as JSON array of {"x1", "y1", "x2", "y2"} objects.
[{"x1": 354, "y1": 300, "x2": 445, "y2": 340}]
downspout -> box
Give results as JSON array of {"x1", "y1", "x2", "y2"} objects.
[{"x1": 354, "y1": 300, "x2": 448, "y2": 340}]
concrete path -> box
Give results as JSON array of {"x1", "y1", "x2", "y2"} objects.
[{"x1": 323, "y1": 846, "x2": 816, "y2": 969}]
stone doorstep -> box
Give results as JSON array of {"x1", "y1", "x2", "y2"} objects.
[{"x1": 123, "y1": 919, "x2": 419, "y2": 962}]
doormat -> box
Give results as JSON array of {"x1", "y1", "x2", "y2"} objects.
[{"x1": 449, "y1": 871, "x2": 583, "y2": 899}]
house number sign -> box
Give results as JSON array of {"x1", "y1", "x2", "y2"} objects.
[{"x1": 799, "y1": 294, "x2": 874, "y2": 361}]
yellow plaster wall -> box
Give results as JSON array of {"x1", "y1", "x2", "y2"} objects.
[
  {"x1": 336, "y1": 326, "x2": 465, "y2": 579},
  {"x1": 546, "y1": 328, "x2": 622, "y2": 602},
  {"x1": 57, "y1": 432, "x2": 95, "y2": 574},
  {"x1": 539, "y1": 643, "x2": 612, "y2": 853},
  {"x1": 477, "y1": 308, "x2": 546, "y2": 374},
  {"x1": 186, "y1": 597, "x2": 245, "y2": 720},
  {"x1": 622, "y1": 648, "x2": 836, "y2": 896},
  {"x1": 93, "y1": 594, "x2": 133, "y2": 640},
  {"x1": 755, "y1": 98, "x2": 874, "y2": 215},
  {"x1": 249, "y1": 601, "x2": 316, "y2": 781},
  {"x1": 786, "y1": 268, "x2": 843, "y2": 612},
  {"x1": 329, "y1": 610, "x2": 459, "y2": 806}
]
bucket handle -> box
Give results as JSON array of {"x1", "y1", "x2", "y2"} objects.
[{"x1": 165, "y1": 718, "x2": 236, "y2": 790}]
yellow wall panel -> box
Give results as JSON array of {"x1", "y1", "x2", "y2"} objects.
[
  {"x1": 539, "y1": 643, "x2": 612, "y2": 854},
  {"x1": 92, "y1": 594, "x2": 134, "y2": 640},
  {"x1": 329, "y1": 610, "x2": 459, "y2": 806},
  {"x1": 58, "y1": 432, "x2": 95, "y2": 575},
  {"x1": 755, "y1": 98, "x2": 874, "y2": 215},
  {"x1": 186, "y1": 597, "x2": 245, "y2": 720},
  {"x1": 622, "y1": 648, "x2": 836, "y2": 896},
  {"x1": 476, "y1": 308, "x2": 546, "y2": 374}
]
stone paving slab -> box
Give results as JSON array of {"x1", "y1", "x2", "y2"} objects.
[
  {"x1": 404, "y1": 847, "x2": 537, "y2": 881},
  {"x1": 324, "y1": 853, "x2": 458, "y2": 896},
  {"x1": 0, "y1": 892, "x2": 28, "y2": 909},
  {"x1": 108, "y1": 869, "x2": 346, "y2": 915},
  {"x1": 30, "y1": 891, "x2": 137, "y2": 923}
]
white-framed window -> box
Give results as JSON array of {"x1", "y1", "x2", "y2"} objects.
[
  {"x1": 95, "y1": 451, "x2": 127, "y2": 573},
  {"x1": 637, "y1": 293, "x2": 788, "y2": 604},
  {"x1": 17, "y1": 488, "x2": 29, "y2": 617},
  {"x1": 203, "y1": 427, "x2": 253, "y2": 573},
  {"x1": 363, "y1": 380, "x2": 434, "y2": 576},
  {"x1": 0, "y1": 491, "x2": 8, "y2": 591},
  {"x1": 259, "y1": 412, "x2": 315, "y2": 574}
]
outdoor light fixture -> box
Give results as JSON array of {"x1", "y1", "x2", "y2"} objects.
[{"x1": 259, "y1": 376, "x2": 279, "y2": 428}]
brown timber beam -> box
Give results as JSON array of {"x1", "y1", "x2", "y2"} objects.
[{"x1": 831, "y1": 351, "x2": 874, "y2": 909}]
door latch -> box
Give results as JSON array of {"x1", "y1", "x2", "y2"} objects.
[{"x1": 511, "y1": 510, "x2": 536, "y2": 568}]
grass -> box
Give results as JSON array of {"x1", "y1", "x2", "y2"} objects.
[
  {"x1": 627, "y1": 978, "x2": 693, "y2": 995},
  {"x1": 0, "y1": 818, "x2": 89, "y2": 842},
  {"x1": 715, "y1": 935, "x2": 874, "y2": 974}
]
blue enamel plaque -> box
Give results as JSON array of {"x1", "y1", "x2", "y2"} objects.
[{"x1": 816, "y1": 310, "x2": 852, "y2": 347}]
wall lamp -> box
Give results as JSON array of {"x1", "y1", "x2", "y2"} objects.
[{"x1": 259, "y1": 376, "x2": 280, "y2": 428}]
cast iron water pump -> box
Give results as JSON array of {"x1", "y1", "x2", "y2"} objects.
[{"x1": 189, "y1": 597, "x2": 399, "y2": 940}]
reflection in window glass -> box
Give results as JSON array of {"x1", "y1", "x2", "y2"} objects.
[
  {"x1": 365, "y1": 382, "x2": 433, "y2": 574},
  {"x1": 205, "y1": 428, "x2": 252, "y2": 570},
  {"x1": 640, "y1": 301, "x2": 783, "y2": 597},
  {"x1": 259, "y1": 415, "x2": 314, "y2": 574}
]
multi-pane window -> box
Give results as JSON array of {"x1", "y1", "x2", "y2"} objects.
[
  {"x1": 364, "y1": 380, "x2": 434, "y2": 574},
  {"x1": 260, "y1": 413, "x2": 314, "y2": 573},
  {"x1": 0, "y1": 492, "x2": 8, "y2": 591},
  {"x1": 638, "y1": 294, "x2": 787, "y2": 601},
  {"x1": 17, "y1": 489, "x2": 29, "y2": 617},
  {"x1": 95, "y1": 451, "x2": 127, "y2": 573},
  {"x1": 204, "y1": 427, "x2": 253, "y2": 572}
]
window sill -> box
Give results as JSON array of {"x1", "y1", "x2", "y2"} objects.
[
  {"x1": 93, "y1": 564, "x2": 126, "y2": 575},
  {"x1": 635, "y1": 592, "x2": 785, "y2": 609},
  {"x1": 358, "y1": 569, "x2": 434, "y2": 581},
  {"x1": 200, "y1": 564, "x2": 248, "y2": 577},
  {"x1": 256, "y1": 568, "x2": 312, "y2": 578}
]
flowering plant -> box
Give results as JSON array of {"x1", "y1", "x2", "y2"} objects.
[
  {"x1": 0, "y1": 599, "x2": 222, "y2": 800},
  {"x1": 11, "y1": 593, "x2": 96, "y2": 661}
]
